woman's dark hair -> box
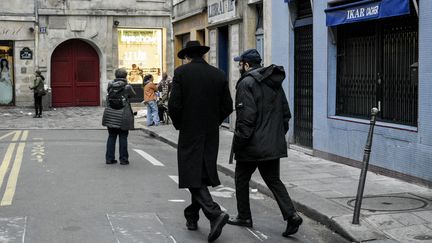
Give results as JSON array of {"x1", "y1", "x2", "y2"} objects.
[
  {"x1": 143, "y1": 74, "x2": 153, "y2": 82},
  {"x1": 0, "y1": 59, "x2": 9, "y2": 72}
]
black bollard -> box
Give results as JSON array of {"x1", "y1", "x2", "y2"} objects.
[{"x1": 352, "y1": 107, "x2": 379, "y2": 225}]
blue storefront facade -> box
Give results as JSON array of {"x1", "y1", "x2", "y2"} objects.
[{"x1": 268, "y1": 0, "x2": 431, "y2": 186}]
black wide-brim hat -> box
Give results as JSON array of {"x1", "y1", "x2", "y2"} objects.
[{"x1": 177, "y1": 41, "x2": 210, "y2": 59}]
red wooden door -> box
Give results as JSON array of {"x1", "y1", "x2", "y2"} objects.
[{"x1": 51, "y1": 39, "x2": 100, "y2": 107}]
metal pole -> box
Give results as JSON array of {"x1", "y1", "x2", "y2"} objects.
[{"x1": 352, "y1": 107, "x2": 379, "y2": 224}]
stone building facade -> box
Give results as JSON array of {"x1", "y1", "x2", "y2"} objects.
[{"x1": 0, "y1": 0, "x2": 173, "y2": 107}]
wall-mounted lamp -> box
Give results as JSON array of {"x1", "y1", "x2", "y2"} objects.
[{"x1": 113, "y1": 20, "x2": 119, "y2": 27}]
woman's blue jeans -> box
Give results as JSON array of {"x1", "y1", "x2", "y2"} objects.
[{"x1": 146, "y1": 100, "x2": 160, "y2": 126}]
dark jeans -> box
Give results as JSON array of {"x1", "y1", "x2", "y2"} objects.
[
  {"x1": 184, "y1": 165, "x2": 223, "y2": 222},
  {"x1": 105, "y1": 128, "x2": 129, "y2": 162},
  {"x1": 34, "y1": 93, "x2": 43, "y2": 115},
  {"x1": 158, "y1": 104, "x2": 166, "y2": 121},
  {"x1": 235, "y1": 159, "x2": 296, "y2": 220}
]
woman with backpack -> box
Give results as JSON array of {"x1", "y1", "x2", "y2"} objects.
[
  {"x1": 29, "y1": 70, "x2": 46, "y2": 118},
  {"x1": 102, "y1": 68, "x2": 136, "y2": 165}
]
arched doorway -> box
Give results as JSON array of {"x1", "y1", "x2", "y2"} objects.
[{"x1": 51, "y1": 39, "x2": 100, "y2": 107}]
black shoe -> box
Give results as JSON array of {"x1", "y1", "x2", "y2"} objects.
[
  {"x1": 38, "y1": 114, "x2": 42, "y2": 118},
  {"x1": 106, "y1": 160, "x2": 118, "y2": 164},
  {"x1": 120, "y1": 160, "x2": 129, "y2": 165},
  {"x1": 186, "y1": 221, "x2": 198, "y2": 231},
  {"x1": 227, "y1": 216, "x2": 253, "y2": 228},
  {"x1": 33, "y1": 114, "x2": 38, "y2": 118},
  {"x1": 208, "y1": 213, "x2": 229, "y2": 242},
  {"x1": 282, "y1": 213, "x2": 303, "y2": 237}
]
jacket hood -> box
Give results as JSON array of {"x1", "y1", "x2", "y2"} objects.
[
  {"x1": 239, "y1": 64, "x2": 286, "y2": 89},
  {"x1": 113, "y1": 78, "x2": 127, "y2": 88}
]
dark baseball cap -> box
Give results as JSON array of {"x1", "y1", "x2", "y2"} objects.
[{"x1": 234, "y1": 49, "x2": 262, "y2": 62}]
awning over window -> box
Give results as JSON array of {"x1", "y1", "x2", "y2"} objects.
[{"x1": 325, "y1": 0, "x2": 410, "y2": 27}]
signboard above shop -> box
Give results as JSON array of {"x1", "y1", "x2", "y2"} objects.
[
  {"x1": 208, "y1": 0, "x2": 236, "y2": 24},
  {"x1": 325, "y1": 0, "x2": 411, "y2": 27}
]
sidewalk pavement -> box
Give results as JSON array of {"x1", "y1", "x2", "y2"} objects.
[{"x1": 1, "y1": 106, "x2": 432, "y2": 242}]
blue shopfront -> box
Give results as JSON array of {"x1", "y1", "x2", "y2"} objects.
[{"x1": 283, "y1": 0, "x2": 432, "y2": 186}]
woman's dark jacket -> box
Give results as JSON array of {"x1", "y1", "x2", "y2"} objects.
[
  {"x1": 233, "y1": 64, "x2": 291, "y2": 162},
  {"x1": 102, "y1": 78, "x2": 136, "y2": 130},
  {"x1": 168, "y1": 57, "x2": 233, "y2": 188}
]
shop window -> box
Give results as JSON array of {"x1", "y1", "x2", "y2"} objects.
[
  {"x1": 336, "y1": 14, "x2": 418, "y2": 126},
  {"x1": 118, "y1": 29, "x2": 163, "y2": 84},
  {"x1": 0, "y1": 41, "x2": 14, "y2": 105}
]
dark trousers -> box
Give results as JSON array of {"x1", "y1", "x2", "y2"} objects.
[
  {"x1": 184, "y1": 165, "x2": 223, "y2": 222},
  {"x1": 235, "y1": 159, "x2": 296, "y2": 220},
  {"x1": 34, "y1": 93, "x2": 43, "y2": 115},
  {"x1": 158, "y1": 104, "x2": 166, "y2": 121},
  {"x1": 184, "y1": 186, "x2": 223, "y2": 222},
  {"x1": 105, "y1": 128, "x2": 129, "y2": 162}
]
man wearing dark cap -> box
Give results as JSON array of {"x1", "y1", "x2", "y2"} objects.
[
  {"x1": 228, "y1": 49, "x2": 303, "y2": 237},
  {"x1": 168, "y1": 40, "x2": 233, "y2": 242}
]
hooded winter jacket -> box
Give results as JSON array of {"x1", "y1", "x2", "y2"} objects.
[
  {"x1": 233, "y1": 64, "x2": 291, "y2": 162},
  {"x1": 102, "y1": 78, "x2": 136, "y2": 130}
]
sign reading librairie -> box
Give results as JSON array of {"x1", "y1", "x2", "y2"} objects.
[{"x1": 208, "y1": 0, "x2": 236, "y2": 24}]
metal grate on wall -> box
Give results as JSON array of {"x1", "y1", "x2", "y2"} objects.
[{"x1": 336, "y1": 14, "x2": 418, "y2": 126}]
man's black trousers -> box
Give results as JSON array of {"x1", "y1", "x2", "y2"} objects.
[
  {"x1": 235, "y1": 159, "x2": 296, "y2": 220},
  {"x1": 184, "y1": 166, "x2": 223, "y2": 223}
]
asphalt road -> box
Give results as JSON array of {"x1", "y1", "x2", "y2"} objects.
[{"x1": 0, "y1": 129, "x2": 348, "y2": 243}]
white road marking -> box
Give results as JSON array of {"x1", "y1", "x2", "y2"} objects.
[
  {"x1": 256, "y1": 230, "x2": 269, "y2": 240},
  {"x1": 133, "y1": 149, "x2": 165, "y2": 166},
  {"x1": 219, "y1": 205, "x2": 227, "y2": 212},
  {"x1": 246, "y1": 228, "x2": 265, "y2": 242},
  {"x1": 168, "y1": 175, "x2": 179, "y2": 184},
  {"x1": 168, "y1": 199, "x2": 185, "y2": 202},
  {"x1": 169, "y1": 235, "x2": 177, "y2": 243}
]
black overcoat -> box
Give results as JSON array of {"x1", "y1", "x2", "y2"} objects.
[{"x1": 168, "y1": 58, "x2": 233, "y2": 188}]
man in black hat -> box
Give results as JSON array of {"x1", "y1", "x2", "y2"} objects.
[
  {"x1": 168, "y1": 40, "x2": 233, "y2": 242},
  {"x1": 228, "y1": 49, "x2": 303, "y2": 237}
]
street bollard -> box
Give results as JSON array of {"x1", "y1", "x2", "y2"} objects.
[{"x1": 352, "y1": 107, "x2": 379, "y2": 225}]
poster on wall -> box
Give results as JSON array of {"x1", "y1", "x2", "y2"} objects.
[
  {"x1": 0, "y1": 42, "x2": 13, "y2": 105},
  {"x1": 118, "y1": 29, "x2": 163, "y2": 84}
]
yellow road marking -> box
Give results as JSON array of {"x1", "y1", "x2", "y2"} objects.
[
  {"x1": 20, "y1": 131, "x2": 28, "y2": 141},
  {"x1": 0, "y1": 143, "x2": 16, "y2": 191},
  {"x1": 12, "y1": 131, "x2": 22, "y2": 142},
  {"x1": 1, "y1": 142, "x2": 25, "y2": 206},
  {"x1": 0, "y1": 131, "x2": 16, "y2": 141}
]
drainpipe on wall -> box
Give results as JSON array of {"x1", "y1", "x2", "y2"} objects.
[{"x1": 34, "y1": 0, "x2": 39, "y2": 68}]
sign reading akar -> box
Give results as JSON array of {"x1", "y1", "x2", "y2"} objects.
[{"x1": 208, "y1": 0, "x2": 236, "y2": 24}]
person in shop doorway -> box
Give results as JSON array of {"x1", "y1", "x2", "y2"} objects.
[
  {"x1": 102, "y1": 68, "x2": 136, "y2": 165},
  {"x1": 228, "y1": 49, "x2": 303, "y2": 237},
  {"x1": 143, "y1": 74, "x2": 159, "y2": 126},
  {"x1": 29, "y1": 70, "x2": 45, "y2": 118},
  {"x1": 0, "y1": 58, "x2": 13, "y2": 105},
  {"x1": 168, "y1": 40, "x2": 233, "y2": 242},
  {"x1": 157, "y1": 72, "x2": 172, "y2": 123}
]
